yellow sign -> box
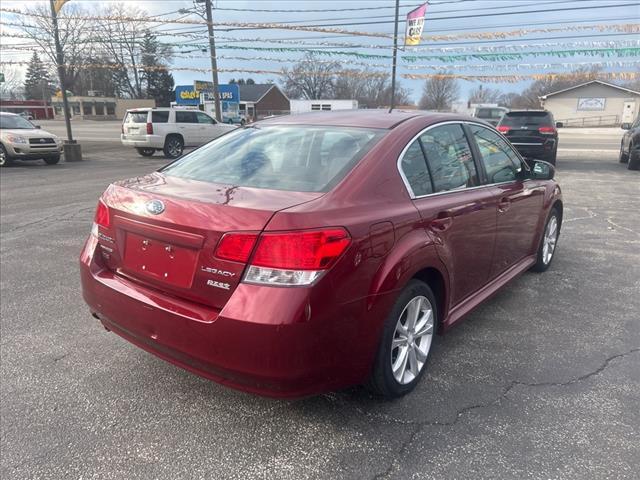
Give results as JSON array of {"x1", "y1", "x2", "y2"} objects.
[
  {"x1": 405, "y1": 4, "x2": 427, "y2": 46},
  {"x1": 179, "y1": 89, "x2": 200, "y2": 100},
  {"x1": 53, "y1": 0, "x2": 69, "y2": 14}
]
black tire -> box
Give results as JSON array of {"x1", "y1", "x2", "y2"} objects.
[
  {"x1": 136, "y1": 147, "x2": 155, "y2": 157},
  {"x1": 43, "y1": 154, "x2": 60, "y2": 165},
  {"x1": 628, "y1": 149, "x2": 640, "y2": 171},
  {"x1": 240, "y1": 119, "x2": 246, "y2": 126},
  {"x1": 532, "y1": 207, "x2": 560, "y2": 272},
  {"x1": 0, "y1": 144, "x2": 14, "y2": 167},
  {"x1": 367, "y1": 279, "x2": 438, "y2": 399},
  {"x1": 163, "y1": 135, "x2": 184, "y2": 159},
  {"x1": 619, "y1": 141, "x2": 629, "y2": 163}
]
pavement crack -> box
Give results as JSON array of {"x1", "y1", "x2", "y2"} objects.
[{"x1": 367, "y1": 348, "x2": 639, "y2": 479}]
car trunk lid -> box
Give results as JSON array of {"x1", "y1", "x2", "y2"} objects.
[{"x1": 97, "y1": 172, "x2": 322, "y2": 309}]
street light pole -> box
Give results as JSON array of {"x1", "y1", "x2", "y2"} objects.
[
  {"x1": 202, "y1": 0, "x2": 222, "y2": 121},
  {"x1": 49, "y1": 0, "x2": 73, "y2": 142},
  {"x1": 389, "y1": 0, "x2": 400, "y2": 113}
]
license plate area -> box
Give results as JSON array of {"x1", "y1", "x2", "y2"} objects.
[{"x1": 123, "y1": 232, "x2": 198, "y2": 288}]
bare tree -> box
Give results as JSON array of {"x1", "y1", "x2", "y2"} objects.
[
  {"x1": 468, "y1": 85, "x2": 503, "y2": 104},
  {"x1": 418, "y1": 75, "x2": 460, "y2": 111},
  {"x1": 280, "y1": 53, "x2": 341, "y2": 99},
  {"x1": 0, "y1": 68, "x2": 24, "y2": 99},
  {"x1": 17, "y1": 3, "x2": 93, "y2": 94},
  {"x1": 335, "y1": 69, "x2": 412, "y2": 108}
]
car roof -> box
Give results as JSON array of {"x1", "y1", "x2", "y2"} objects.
[
  {"x1": 257, "y1": 110, "x2": 475, "y2": 130},
  {"x1": 505, "y1": 110, "x2": 550, "y2": 114},
  {"x1": 0, "y1": 112, "x2": 18, "y2": 116}
]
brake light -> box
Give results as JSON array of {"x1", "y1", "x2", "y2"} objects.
[
  {"x1": 244, "y1": 228, "x2": 351, "y2": 286},
  {"x1": 214, "y1": 232, "x2": 258, "y2": 262},
  {"x1": 146, "y1": 122, "x2": 153, "y2": 134},
  {"x1": 95, "y1": 199, "x2": 110, "y2": 228},
  {"x1": 538, "y1": 126, "x2": 556, "y2": 134},
  {"x1": 497, "y1": 126, "x2": 510, "y2": 133}
]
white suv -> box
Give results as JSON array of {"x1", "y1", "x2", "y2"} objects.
[{"x1": 121, "y1": 108, "x2": 236, "y2": 158}]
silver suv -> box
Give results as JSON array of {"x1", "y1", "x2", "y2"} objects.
[
  {"x1": 0, "y1": 112, "x2": 63, "y2": 167},
  {"x1": 121, "y1": 108, "x2": 236, "y2": 159}
]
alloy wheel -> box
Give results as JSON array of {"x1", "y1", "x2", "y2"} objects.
[
  {"x1": 0, "y1": 147, "x2": 6, "y2": 166},
  {"x1": 390, "y1": 295, "x2": 434, "y2": 385},
  {"x1": 167, "y1": 139, "x2": 182, "y2": 157},
  {"x1": 542, "y1": 215, "x2": 558, "y2": 265}
]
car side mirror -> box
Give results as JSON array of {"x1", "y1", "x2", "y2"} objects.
[
  {"x1": 35, "y1": 125, "x2": 41, "y2": 129},
  {"x1": 621, "y1": 123, "x2": 631, "y2": 130},
  {"x1": 555, "y1": 122, "x2": 563, "y2": 128},
  {"x1": 530, "y1": 160, "x2": 555, "y2": 180}
]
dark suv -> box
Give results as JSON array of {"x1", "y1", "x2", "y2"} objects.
[
  {"x1": 497, "y1": 110, "x2": 560, "y2": 165},
  {"x1": 619, "y1": 115, "x2": 640, "y2": 170}
]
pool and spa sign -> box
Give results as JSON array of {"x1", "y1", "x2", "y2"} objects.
[
  {"x1": 175, "y1": 83, "x2": 240, "y2": 106},
  {"x1": 405, "y1": 3, "x2": 427, "y2": 46}
]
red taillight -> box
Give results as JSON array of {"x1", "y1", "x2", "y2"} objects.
[
  {"x1": 497, "y1": 126, "x2": 510, "y2": 133},
  {"x1": 252, "y1": 228, "x2": 351, "y2": 270},
  {"x1": 214, "y1": 232, "x2": 259, "y2": 262},
  {"x1": 94, "y1": 199, "x2": 110, "y2": 228},
  {"x1": 146, "y1": 122, "x2": 153, "y2": 134},
  {"x1": 538, "y1": 126, "x2": 556, "y2": 134}
]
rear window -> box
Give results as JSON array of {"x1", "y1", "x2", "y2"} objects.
[
  {"x1": 161, "y1": 125, "x2": 384, "y2": 192},
  {"x1": 124, "y1": 111, "x2": 148, "y2": 123},
  {"x1": 151, "y1": 111, "x2": 170, "y2": 123},
  {"x1": 476, "y1": 108, "x2": 505, "y2": 119},
  {"x1": 500, "y1": 111, "x2": 552, "y2": 127}
]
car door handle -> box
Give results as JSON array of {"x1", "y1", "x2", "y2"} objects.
[
  {"x1": 498, "y1": 197, "x2": 511, "y2": 213},
  {"x1": 429, "y1": 214, "x2": 453, "y2": 232}
]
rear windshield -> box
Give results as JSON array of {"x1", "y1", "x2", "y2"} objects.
[
  {"x1": 124, "y1": 111, "x2": 149, "y2": 123},
  {"x1": 161, "y1": 125, "x2": 384, "y2": 192},
  {"x1": 500, "y1": 111, "x2": 552, "y2": 127},
  {"x1": 476, "y1": 108, "x2": 505, "y2": 119}
]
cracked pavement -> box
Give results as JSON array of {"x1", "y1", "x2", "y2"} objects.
[{"x1": 1, "y1": 132, "x2": 639, "y2": 479}]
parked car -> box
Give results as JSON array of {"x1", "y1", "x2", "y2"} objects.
[
  {"x1": 472, "y1": 106, "x2": 508, "y2": 126},
  {"x1": 120, "y1": 108, "x2": 236, "y2": 159},
  {"x1": 223, "y1": 112, "x2": 247, "y2": 126},
  {"x1": 497, "y1": 110, "x2": 560, "y2": 164},
  {"x1": 619, "y1": 115, "x2": 640, "y2": 170},
  {"x1": 0, "y1": 112, "x2": 63, "y2": 167},
  {"x1": 81, "y1": 111, "x2": 562, "y2": 399}
]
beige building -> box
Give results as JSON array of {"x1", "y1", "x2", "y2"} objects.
[
  {"x1": 51, "y1": 96, "x2": 155, "y2": 120},
  {"x1": 540, "y1": 80, "x2": 639, "y2": 127}
]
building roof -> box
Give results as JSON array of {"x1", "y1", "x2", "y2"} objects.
[
  {"x1": 239, "y1": 84, "x2": 288, "y2": 103},
  {"x1": 540, "y1": 80, "x2": 640, "y2": 99},
  {"x1": 258, "y1": 110, "x2": 474, "y2": 130}
]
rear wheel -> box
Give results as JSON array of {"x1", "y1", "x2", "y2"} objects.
[
  {"x1": 367, "y1": 280, "x2": 437, "y2": 398},
  {"x1": 0, "y1": 144, "x2": 13, "y2": 167},
  {"x1": 163, "y1": 135, "x2": 183, "y2": 159},
  {"x1": 532, "y1": 207, "x2": 560, "y2": 272},
  {"x1": 136, "y1": 147, "x2": 155, "y2": 157},
  {"x1": 628, "y1": 149, "x2": 640, "y2": 171},
  {"x1": 43, "y1": 154, "x2": 60, "y2": 165},
  {"x1": 619, "y1": 142, "x2": 629, "y2": 163}
]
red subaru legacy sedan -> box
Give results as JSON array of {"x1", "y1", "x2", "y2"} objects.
[{"x1": 80, "y1": 111, "x2": 562, "y2": 398}]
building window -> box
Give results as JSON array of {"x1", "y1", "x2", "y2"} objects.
[
  {"x1": 83, "y1": 104, "x2": 93, "y2": 115},
  {"x1": 106, "y1": 104, "x2": 116, "y2": 115},
  {"x1": 94, "y1": 103, "x2": 104, "y2": 115},
  {"x1": 72, "y1": 104, "x2": 80, "y2": 115}
]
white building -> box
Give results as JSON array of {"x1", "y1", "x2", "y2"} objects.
[{"x1": 290, "y1": 99, "x2": 358, "y2": 114}]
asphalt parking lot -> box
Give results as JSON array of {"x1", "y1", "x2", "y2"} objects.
[{"x1": 1, "y1": 123, "x2": 639, "y2": 479}]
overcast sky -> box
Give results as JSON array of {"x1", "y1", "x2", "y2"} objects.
[{"x1": 1, "y1": 0, "x2": 638, "y2": 101}]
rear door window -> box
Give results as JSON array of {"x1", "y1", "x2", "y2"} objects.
[
  {"x1": 175, "y1": 111, "x2": 198, "y2": 123},
  {"x1": 469, "y1": 124, "x2": 523, "y2": 184},
  {"x1": 399, "y1": 140, "x2": 433, "y2": 197},
  {"x1": 196, "y1": 112, "x2": 215, "y2": 124},
  {"x1": 124, "y1": 111, "x2": 148, "y2": 123},
  {"x1": 420, "y1": 124, "x2": 478, "y2": 192},
  {"x1": 151, "y1": 111, "x2": 169, "y2": 123}
]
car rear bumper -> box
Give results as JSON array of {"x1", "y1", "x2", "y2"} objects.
[
  {"x1": 121, "y1": 135, "x2": 164, "y2": 149},
  {"x1": 80, "y1": 235, "x2": 376, "y2": 398},
  {"x1": 511, "y1": 139, "x2": 556, "y2": 158}
]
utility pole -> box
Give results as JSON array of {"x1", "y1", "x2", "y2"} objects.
[
  {"x1": 49, "y1": 0, "x2": 82, "y2": 160},
  {"x1": 201, "y1": 0, "x2": 222, "y2": 121},
  {"x1": 389, "y1": 0, "x2": 400, "y2": 112}
]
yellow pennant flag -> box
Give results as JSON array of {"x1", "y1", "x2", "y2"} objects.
[{"x1": 53, "y1": 0, "x2": 69, "y2": 14}]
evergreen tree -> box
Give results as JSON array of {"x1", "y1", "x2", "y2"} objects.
[
  {"x1": 23, "y1": 52, "x2": 52, "y2": 100},
  {"x1": 140, "y1": 31, "x2": 175, "y2": 106}
]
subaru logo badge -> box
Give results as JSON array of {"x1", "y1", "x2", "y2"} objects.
[{"x1": 145, "y1": 199, "x2": 165, "y2": 215}]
